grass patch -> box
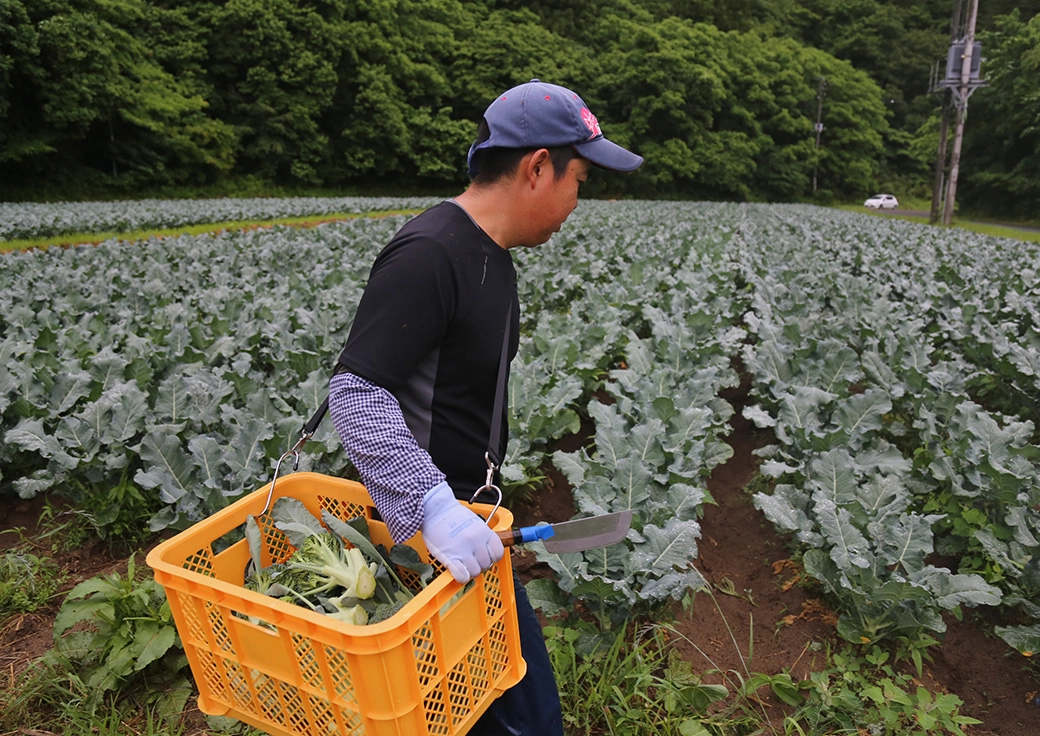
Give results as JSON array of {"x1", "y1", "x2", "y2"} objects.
[
  {"x1": 0, "y1": 209, "x2": 422, "y2": 253},
  {"x1": 836, "y1": 204, "x2": 1040, "y2": 243}
]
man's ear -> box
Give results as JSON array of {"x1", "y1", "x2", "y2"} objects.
[{"x1": 523, "y1": 148, "x2": 553, "y2": 187}]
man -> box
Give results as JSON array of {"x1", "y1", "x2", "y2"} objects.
[{"x1": 329, "y1": 79, "x2": 642, "y2": 735}]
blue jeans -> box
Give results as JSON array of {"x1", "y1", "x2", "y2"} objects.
[{"x1": 469, "y1": 571, "x2": 564, "y2": 735}]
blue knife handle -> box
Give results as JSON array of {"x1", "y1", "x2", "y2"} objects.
[{"x1": 498, "y1": 525, "x2": 555, "y2": 547}]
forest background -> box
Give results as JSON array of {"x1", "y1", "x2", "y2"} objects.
[{"x1": 1, "y1": 0, "x2": 1038, "y2": 218}]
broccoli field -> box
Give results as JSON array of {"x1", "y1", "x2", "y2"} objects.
[{"x1": 2, "y1": 199, "x2": 1038, "y2": 733}]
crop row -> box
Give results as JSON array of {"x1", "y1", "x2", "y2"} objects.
[
  {"x1": 0, "y1": 196, "x2": 439, "y2": 241},
  {"x1": 733, "y1": 209, "x2": 1040, "y2": 651}
]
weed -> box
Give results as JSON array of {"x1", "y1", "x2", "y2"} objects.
[
  {"x1": 0, "y1": 549, "x2": 64, "y2": 620},
  {"x1": 48, "y1": 555, "x2": 188, "y2": 711},
  {"x1": 545, "y1": 619, "x2": 749, "y2": 735},
  {"x1": 666, "y1": 584, "x2": 981, "y2": 735},
  {"x1": 64, "y1": 471, "x2": 166, "y2": 551},
  {"x1": 791, "y1": 644, "x2": 982, "y2": 735},
  {"x1": 1, "y1": 554, "x2": 191, "y2": 733},
  {"x1": 37, "y1": 500, "x2": 99, "y2": 552}
]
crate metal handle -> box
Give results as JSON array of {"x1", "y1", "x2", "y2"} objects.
[
  {"x1": 261, "y1": 396, "x2": 327, "y2": 516},
  {"x1": 468, "y1": 451, "x2": 503, "y2": 525},
  {"x1": 261, "y1": 430, "x2": 313, "y2": 517}
]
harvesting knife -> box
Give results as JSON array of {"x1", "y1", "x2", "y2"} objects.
[{"x1": 496, "y1": 510, "x2": 632, "y2": 553}]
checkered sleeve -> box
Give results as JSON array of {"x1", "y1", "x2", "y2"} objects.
[{"x1": 328, "y1": 371, "x2": 446, "y2": 543}]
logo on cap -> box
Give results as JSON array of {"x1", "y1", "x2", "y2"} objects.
[{"x1": 581, "y1": 108, "x2": 601, "y2": 140}]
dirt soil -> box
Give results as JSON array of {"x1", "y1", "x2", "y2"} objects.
[{"x1": 2, "y1": 375, "x2": 1038, "y2": 734}]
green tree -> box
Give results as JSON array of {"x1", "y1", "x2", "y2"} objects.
[
  {"x1": 959, "y1": 12, "x2": 1040, "y2": 219},
  {"x1": 589, "y1": 17, "x2": 745, "y2": 197},
  {"x1": 203, "y1": 0, "x2": 345, "y2": 184},
  {"x1": 449, "y1": 7, "x2": 596, "y2": 126},
  {"x1": 588, "y1": 16, "x2": 886, "y2": 200},
  {"x1": 1, "y1": 0, "x2": 235, "y2": 192},
  {"x1": 0, "y1": 0, "x2": 47, "y2": 185},
  {"x1": 319, "y1": 0, "x2": 473, "y2": 185}
]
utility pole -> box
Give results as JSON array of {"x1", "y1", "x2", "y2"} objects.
[
  {"x1": 812, "y1": 76, "x2": 827, "y2": 194},
  {"x1": 929, "y1": 0, "x2": 963, "y2": 224},
  {"x1": 942, "y1": 0, "x2": 981, "y2": 226}
]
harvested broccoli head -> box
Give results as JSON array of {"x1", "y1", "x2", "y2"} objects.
[
  {"x1": 281, "y1": 532, "x2": 377, "y2": 602},
  {"x1": 329, "y1": 602, "x2": 369, "y2": 626},
  {"x1": 327, "y1": 593, "x2": 371, "y2": 626},
  {"x1": 367, "y1": 599, "x2": 408, "y2": 625},
  {"x1": 244, "y1": 563, "x2": 288, "y2": 597}
]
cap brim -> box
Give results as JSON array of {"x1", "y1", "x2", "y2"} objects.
[{"x1": 574, "y1": 137, "x2": 643, "y2": 172}]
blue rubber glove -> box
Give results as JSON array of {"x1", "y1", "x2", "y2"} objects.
[{"x1": 420, "y1": 482, "x2": 505, "y2": 584}]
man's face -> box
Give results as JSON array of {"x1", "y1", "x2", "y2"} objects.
[{"x1": 526, "y1": 157, "x2": 590, "y2": 247}]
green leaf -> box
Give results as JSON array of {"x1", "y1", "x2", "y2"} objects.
[
  {"x1": 855, "y1": 473, "x2": 909, "y2": 524},
  {"x1": 53, "y1": 598, "x2": 115, "y2": 637},
  {"x1": 652, "y1": 396, "x2": 678, "y2": 423},
  {"x1": 912, "y1": 567, "x2": 1002, "y2": 609},
  {"x1": 103, "y1": 382, "x2": 149, "y2": 444},
  {"x1": 662, "y1": 484, "x2": 706, "y2": 523},
  {"x1": 50, "y1": 370, "x2": 93, "y2": 414},
  {"x1": 754, "y1": 484, "x2": 821, "y2": 545},
  {"x1": 269, "y1": 497, "x2": 325, "y2": 545},
  {"x1": 994, "y1": 623, "x2": 1040, "y2": 656},
  {"x1": 833, "y1": 389, "x2": 891, "y2": 442},
  {"x1": 629, "y1": 519, "x2": 702, "y2": 577},
  {"x1": 777, "y1": 385, "x2": 835, "y2": 440},
  {"x1": 678, "y1": 720, "x2": 712, "y2": 736},
  {"x1": 807, "y1": 448, "x2": 858, "y2": 505},
  {"x1": 640, "y1": 566, "x2": 708, "y2": 602},
  {"x1": 89, "y1": 347, "x2": 130, "y2": 394},
  {"x1": 135, "y1": 432, "x2": 195, "y2": 503},
  {"x1": 816, "y1": 341, "x2": 862, "y2": 394},
  {"x1": 589, "y1": 401, "x2": 630, "y2": 470},
  {"x1": 244, "y1": 515, "x2": 263, "y2": 573},
  {"x1": 130, "y1": 619, "x2": 178, "y2": 670},
  {"x1": 813, "y1": 496, "x2": 872, "y2": 571},
  {"x1": 55, "y1": 415, "x2": 101, "y2": 461},
  {"x1": 387, "y1": 544, "x2": 434, "y2": 587},
  {"x1": 611, "y1": 456, "x2": 654, "y2": 510},
  {"x1": 4, "y1": 418, "x2": 80, "y2": 470},
  {"x1": 1005, "y1": 506, "x2": 1040, "y2": 547},
  {"x1": 871, "y1": 513, "x2": 938, "y2": 572},
  {"x1": 552, "y1": 450, "x2": 588, "y2": 488},
  {"x1": 189, "y1": 433, "x2": 226, "y2": 490},
  {"x1": 153, "y1": 375, "x2": 190, "y2": 425},
  {"x1": 749, "y1": 339, "x2": 794, "y2": 387},
  {"x1": 742, "y1": 404, "x2": 777, "y2": 428},
  {"x1": 222, "y1": 411, "x2": 275, "y2": 488},
  {"x1": 525, "y1": 578, "x2": 571, "y2": 617},
  {"x1": 861, "y1": 351, "x2": 905, "y2": 397}
]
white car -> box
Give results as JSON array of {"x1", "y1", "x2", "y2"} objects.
[{"x1": 864, "y1": 193, "x2": 899, "y2": 209}]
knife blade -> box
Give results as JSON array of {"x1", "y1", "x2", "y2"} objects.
[{"x1": 496, "y1": 510, "x2": 632, "y2": 553}]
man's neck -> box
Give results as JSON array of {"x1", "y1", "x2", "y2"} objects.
[{"x1": 453, "y1": 184, "x2": 526, "y2": 250}]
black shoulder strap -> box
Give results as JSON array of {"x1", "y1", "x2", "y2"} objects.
[
  {"x1": 486, "y1": 300, "x2": 513, "y2": 469},
  {"x1": 303, "y1": 395, "x2": 329, "y2": 437}
]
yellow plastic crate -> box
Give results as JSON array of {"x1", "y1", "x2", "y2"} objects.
[{"x1": 146, "y1": 471, "x2": 525, "y2": 736}]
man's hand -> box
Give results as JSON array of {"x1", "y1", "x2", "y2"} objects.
[{"x1": 420, "y1": 482, "x2": 504, "y2": 584}]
